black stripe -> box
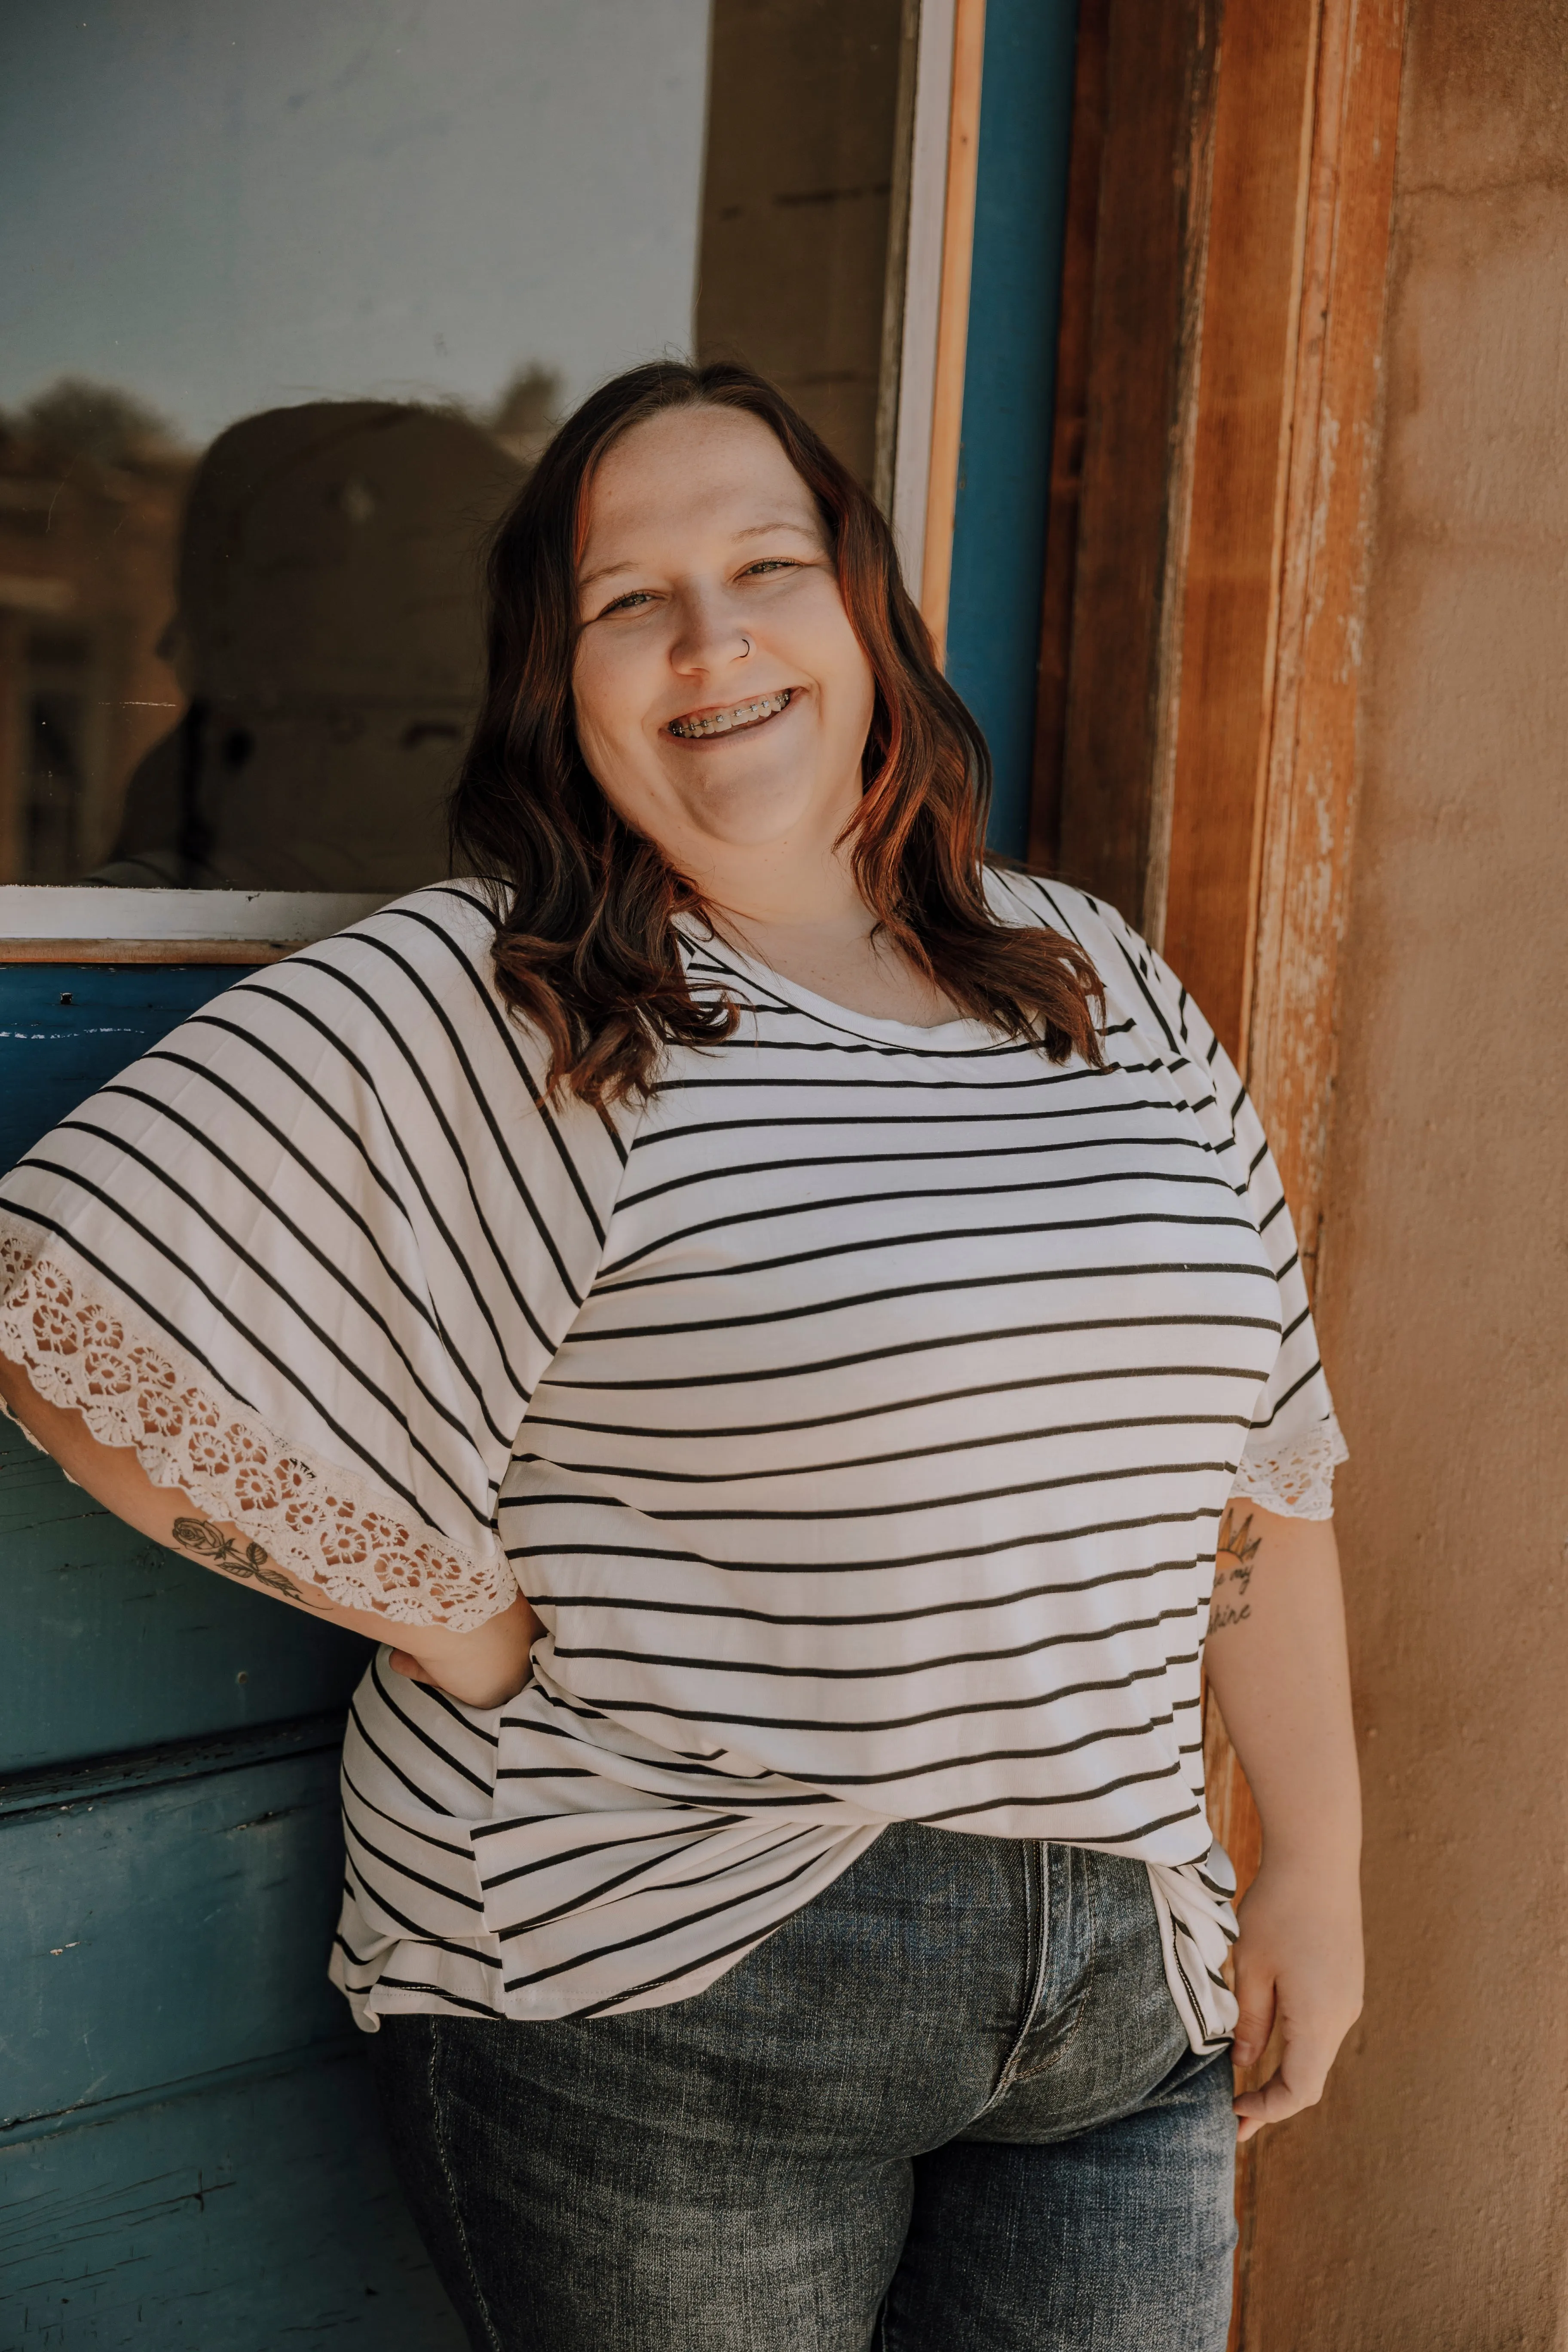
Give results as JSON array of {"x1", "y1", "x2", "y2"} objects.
[
  {"x1": 536, "y1": 1310, "x2": 1280, "y2": 1396},
  {"x1": 507, "y1": 1499, "x2": 1224, "y2": 1577},
  {"x1": 525, "y1": 1360, "x2": 1271, "y2": 1445},
  {"x1": 567, "y1": 1258, "x2": 1280, "y2": 1350},
  {"x1": 556, "y1": 1642, "x2": 1205, "y2": 1740},
  {"x1": 529, "y1": 1550, "x2": 1198, "y2": 1627},
  {"x1": 521, "y1": 1413, "x2": 1254, "y2": 1489},
  {"x1": 500, "y1": 1841, "x2": 827, "y2": 1994},
  {"x1": 617, "y1": 1125, "x2": 1217, "y2": 1215},
  {"x1": 180, "y1": 1004, "x2": 539, "y2": 1395},
  {"x1": 364, "y1": 1654, "x2": 494, "y2": 1795},
  {"x1": 343, "y1": 1811, "x2": 484, "y2": 1911},
  {"x1": 392, "y1": 898, "x2": 620, "y2": 1233},
  {"x1": 551, "y1": 1598, "x2": 1199, "y2": 1686},
  {"x1": 597, "y1": 1206, "x2": 1258, "y2": 1299},
  {"x1": 521, "y1": 1455, "x2": 1238, "y2": 1527}
]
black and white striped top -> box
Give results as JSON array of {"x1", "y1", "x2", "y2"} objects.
[{"x1": 0, "y1": 875, "x2": 1343, "y2": 2052}]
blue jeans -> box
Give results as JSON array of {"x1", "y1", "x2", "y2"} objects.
[{"x1": 371, "y1": 1824, "x2": 1236, "y2": 2351}]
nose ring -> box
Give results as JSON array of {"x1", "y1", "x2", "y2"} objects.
[{"x1": 739, "y1": 635, "x2": 752, "y2": 658}]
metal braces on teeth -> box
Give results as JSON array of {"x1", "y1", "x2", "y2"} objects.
[{"x1": 668, "y1": 689, "x2": 792, "y2": 739}]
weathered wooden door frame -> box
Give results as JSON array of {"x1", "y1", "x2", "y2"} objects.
[{"x1": 1022, "y1": 1, "x2": 1409, "y2": 2340}]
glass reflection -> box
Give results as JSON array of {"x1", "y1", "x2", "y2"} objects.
[
  {"x1": 96, "y1": 401, "x2": 524, "y2": 891},
  {"x1": 0, "y1": 383, "x2": 191, "y2": 882},
  {"x1": 0, "y1": 0, "x2": 913, "y2": 891},
  {"x1": 0, "y1": 0, "x2": 712, "y2": 889}
]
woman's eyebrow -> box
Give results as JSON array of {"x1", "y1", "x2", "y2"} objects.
[
  {"x1": 579, "y1": 557, "x2": 645, "y2": 592},
  {"x1": 579, "y1": 518, "x2": 819, "y2": 593},
  {"x1": 732, "y1": 518, "x2": 820, "y2": 541}
]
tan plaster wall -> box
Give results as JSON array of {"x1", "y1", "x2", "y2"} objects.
[{"x1": 1243, "y1": 3, "x2": 1568, "y2": 2344}]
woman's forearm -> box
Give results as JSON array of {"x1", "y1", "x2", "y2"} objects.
[
  {"x1": 1201, "y1": 1504, "x2": 1361, "y2": 1871},
  {"x1": 0, "y1": 1352, "x2": 536, "y2": 1706}
]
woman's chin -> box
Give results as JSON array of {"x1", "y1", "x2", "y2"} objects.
[{"x1": 671, "y1": 763, "x2": 845, "y2": 852}]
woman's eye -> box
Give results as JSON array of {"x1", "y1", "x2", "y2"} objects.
[
  {"x1": 741, "y1": 559, "x2": 795, "y2": 579},
  {"x1": 600, "y1": 589, "x2": 654, "y2": 616}
]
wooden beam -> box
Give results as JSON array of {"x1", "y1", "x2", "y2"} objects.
[
  {"x1": 1173, "y1": 6, "x2": 1408, "y2": 2346},
  {"x1": 1035, "y1": 6, "x2": 1406, "y2": 2342},
  {"x1": 1028, "y1": 0, "x2": 1109, "y2": 876},
  {"x1": 1049, "y1": 0, "x2": 1219, "y2": 919},
  {"x1": 0, "y1": 939, "x2": 293, "y2": 965},
  {"x1": 1244, "y1": 0, "x2": 1409, "y2": 1286},
  {"x1": 918, "y1": 0, "x2": 986, "y2": 655},
  {"x1": 1152, "y1": 1, "x2": 1322, "y2": 1046}
]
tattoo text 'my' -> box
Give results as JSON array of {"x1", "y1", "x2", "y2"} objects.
[
  {"x1": 172, "y1": 1515, "x2": 328, "y2": 1609},
  {"x1": 1210, "y1": 1505, "x2": 1263, "y2": 1632}
]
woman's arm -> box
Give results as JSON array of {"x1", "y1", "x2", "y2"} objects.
[
  {"x1": 1201, "y1": 1502, "x2": 1363, "y2": 2143},
  {"x1": 0, "y1": 1355, "x2": 537, "y2": 1708}
]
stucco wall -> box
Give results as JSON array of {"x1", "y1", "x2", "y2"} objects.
[{"x1": 1244, "y1": 3, "x2": 1568, "y2": 2343}]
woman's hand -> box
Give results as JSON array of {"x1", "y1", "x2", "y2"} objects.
[
  {"x1": 1201, "y1": 1503, "x2": 1364, "y2": 2144},
  {"x1": 387, "y1": 1590, "x2": 541, "y2": 1709},
  {"x1": 1229, "y1": 1854, "x2": 1363, "y2": 2144}
]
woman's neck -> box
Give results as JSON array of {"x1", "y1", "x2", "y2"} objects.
[{"x1": 709, "y1": 891, "x2": 964, "y2": 1030}]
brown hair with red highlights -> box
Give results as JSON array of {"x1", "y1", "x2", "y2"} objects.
[{"x1": 450, "y1": 359, "x2": 1103, "y2": 1103}]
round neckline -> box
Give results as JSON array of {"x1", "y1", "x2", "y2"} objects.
[{"x1": 677, "y1": 920, "x2": 1000, "y2": 1050}]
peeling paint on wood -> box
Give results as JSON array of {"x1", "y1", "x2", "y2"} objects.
[
  {"x1": 0, "y1": 2050, "x2": 465, "y2": 2348},
  {"x1": 1170, "y1": 6, "x2": 1409, "y2": 2347},
  {"x1": 1247, "y1": 0, "x2": 1410, "y2": 1277},
  {"x1": 1, "y1": 1740, "x2": 349, "y2": 2128},
  {"x1": 1033, "y1": 9, "x2": 1408, "y2": 2346}
]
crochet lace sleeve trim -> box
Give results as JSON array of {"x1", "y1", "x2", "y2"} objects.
[
  {"x1": 1229, "y1": 1412, "x2": 1348, "y2": 1521},
  {"x1": 0, "y1": 1231, "x2": 512, "y2": 1631}
]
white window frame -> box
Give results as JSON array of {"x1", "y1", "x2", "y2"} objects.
[{"x1": 0, "y1": 887, "x2": 391, "y2": 962}]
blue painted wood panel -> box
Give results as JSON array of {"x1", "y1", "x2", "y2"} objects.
[
  {"x1": 0, "y1": 965, "x2": 245, "y2": 1170},
  {"x1": 0, "y1": 2050, "x2": 466, "y2": 2349},
  {"x1": 0, "y1": 959, "x2": 459, "y2": 2342},
  {"x1": 0, "y1": 964, "x2": 372, "y2": 1770},
  {"x1": 0, "y1": 1416, "x2": 369, "y2": 1774},
  {"x1": 946, "y1": 0, "x2": 1079, "y2": 856},
  {"x1": 2, "y1": 1726, "x2": 351, "y2": 2128}
]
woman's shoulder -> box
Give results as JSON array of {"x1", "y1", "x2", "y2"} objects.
[
  {"x1": 981, "y1": 866, "x2": 1200, "y2": 1057},
  {"x1": 282, "y1": 878, "x2": 502, "y2": 1003},
  {"x1": 187, "y1": 878, "x2": 603, "y2": 1141},
  {"x1": 218, "y1": 879, "x2": 513, "y2": 1069},
  {"x1": 983, "y1": 864, "x2": 1152, "y2": 979}
]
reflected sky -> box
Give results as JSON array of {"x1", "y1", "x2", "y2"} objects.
[{"x1": 0, "y1": 0, "x2": 710, "y2": 444}]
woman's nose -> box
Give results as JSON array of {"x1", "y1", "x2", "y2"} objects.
[{"x1": 668, "y1": 587, "x2": 750, "y2": 677}]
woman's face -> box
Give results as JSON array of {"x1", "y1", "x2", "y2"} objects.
[{"x1": 571, "y1": 405, "x2": 876, "y2": 877}]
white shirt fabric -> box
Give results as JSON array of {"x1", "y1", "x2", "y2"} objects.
[{"x1": 0, "y1": 874, "x2": 1344, "y2": 2054}]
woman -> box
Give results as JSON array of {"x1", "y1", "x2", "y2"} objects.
[{"x1": 0, "y1": 361, "x2": 1362, "y2": 2351}]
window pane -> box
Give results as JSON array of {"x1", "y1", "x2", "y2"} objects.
[
  {"x1": 0, "y1": 0, "x2": 710, "y2": 888},
  {"x1": 696, "y1": 0, "x2": 913, "y2": 498}
]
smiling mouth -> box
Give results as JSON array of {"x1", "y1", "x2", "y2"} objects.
[{"x1": 666, "y1": 687, "x2": 794, "y2": 740}]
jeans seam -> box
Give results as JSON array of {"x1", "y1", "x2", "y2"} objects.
[
  {"x1": 427, "y1": 2019, "x2": 507, "y2": 2352},
  {"x1": 972, "y1": 1838, "x2": 1056, "y2": 2117}
]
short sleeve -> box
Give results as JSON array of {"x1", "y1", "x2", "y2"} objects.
[
  {"x1": 0, "y1": 885, "x2": 627, "y2": 1626},
  {"x1": 994, "y1": 871, "x2": 1347, "y2": 1520}
]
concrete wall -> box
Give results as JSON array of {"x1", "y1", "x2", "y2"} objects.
[{"x1": 1246, "y1": 3, "x2": 1568, "y2": 2343}]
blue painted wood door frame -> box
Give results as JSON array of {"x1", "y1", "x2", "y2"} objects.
[
  {"x1": 0, "y1": 965, "x2": 462, "y2": 2348},
  {"x1": 946, "y1": 0, "x2": 1080, "y2": 860}
]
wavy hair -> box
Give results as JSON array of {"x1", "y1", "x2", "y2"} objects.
[{"x1": 450, "y1": 359, "x2": 1103, "y2": 1103}]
